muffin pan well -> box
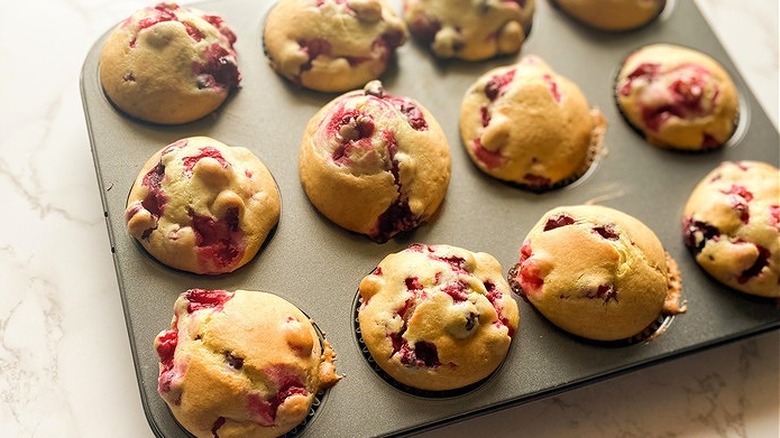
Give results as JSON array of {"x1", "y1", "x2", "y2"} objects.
[{"x1": 81, "y1": 1, "x2": 779, "y2": 436}]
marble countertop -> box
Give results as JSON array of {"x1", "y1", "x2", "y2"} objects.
[{"x1": 1, "y1": 0, "x2": 777, "y2": 437}]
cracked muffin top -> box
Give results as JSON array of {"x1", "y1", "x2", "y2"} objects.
[
  {"x1": 155, "y1": 289, "x2": 341, "y2": 438},
  {"x1": 99, "y1": 2, "x2": 240, "y2": 124},
  {"x1": 508, "y1": 205, "x2": 686, "y2": 341},
  {"x1": 683, "y1": 161, "x2": 780, "y2": 297},
  {"x1": 125, "y1": 136, "x2": 280, "y2": 275},
  {"x1": 299, "y1": 80, "x2": 451, "y2": 242},
  {"x1": 263, "y1": 0, "x2": 406, "y2": 92},
  {"x1": 358, "y1": 243, "x2": 519, "y2": 391}
]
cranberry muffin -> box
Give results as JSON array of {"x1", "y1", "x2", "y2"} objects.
[
  {"x1": 155, "y1": 289, "x2": 341, "y2": 438},
  {"x1": 263, "y1": 0, "x2": 406, "y2": 92},
  {"x1": 460, "y1": 55, "x2": 606, "y2": 190},
  {"x1": 299, "y1": 80, "x2": 451, "y2": 242},
  {"x1": 358, "y1": 244, "x2": 519, "y2": 391},
  {"x1": 549, "y1": 0, "x2": 666, "y2": 31},
  {"x1": 509, "y1": 205, "x2": 686, "y2": 341},
  {"x1": 403, "y1": 0, "x2": 535, "y2": 60},
  {"x1": 683, "y1": 161, "x2": 780, "y2": 297},
  {"x1": 125, "y1": 136, "x2": 280, "y2": 275},
  {"x1": 100, "y1": 2, "x2": 240, "y2": 124},
  {"x1": 615, "y1": 43, "x2": 739, "y2": 150}
]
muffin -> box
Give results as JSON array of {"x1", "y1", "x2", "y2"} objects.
[
  {"x1": 508, "y1": 205, "x2": 686, "y2": 342},
  {"x1": 263, "y1": 0, "x2": 406, "y2": 92},
  {"x1": 615, "y1": 43, "x2": 739, "y2": 150},
  {"x1": 299, "y1": 80, "x2": 451, "y2": 242},
  {"x1": 683, "y1": 161, "x2": 780, "y2": 297},
  {"x1": 549, "y1": 0, "x2": 666, "y2": 31},
  {"x1": 460, "y1": 55, "x2": 606, "y2": 190},
  {"x1": 403, "y1": 0, "x2": 535, "y2": 60},
  {"x1": 358, "y1": 243, "x2": 519, "y2": 391},
  {"x1": 155, "y1": 289, "x2": 341, "y2": 438},
  {"x1": 125, "y1": 136, "x2": 280, "y2": 275},
  {"x1": 99, "y1": 2, "x2": 241, "y2": 124}
]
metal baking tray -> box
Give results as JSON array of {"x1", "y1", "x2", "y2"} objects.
[{"x1": 81, "y1": 0, "x2": 780, "y2": 436}]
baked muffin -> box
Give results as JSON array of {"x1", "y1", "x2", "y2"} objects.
[
  {"x1": 403, "y1": 0, "x2": 535, "y2": 61},
  {"x1": 299, "y1": 80, "x2": 451, "y2": 242},
  {"x1": 358, "y1": 244, "x2": 519, "y2": 391},
  {"x1": 549, "y1": 0, "x2": 666, "y2": 31},
  {"x1": 460, "y1": 55, "x2": 606, "y2": 190},
  {"x1": 125, "y1": 136, "x2": 280, "y2": 275},
  {"x1": 263, "y1": 0, "x2": 406, "y2": 92},
  {"x1": 99, "y1": 2, "x2": 241, "y2": 124},
  {"x1": 683, "y1": 161, "x2": 780, "y2": 297},
  {"x1": 508, "y1": 205, "x2": 686, "y2": 342},
  {"x1": 615, "y1": 43, "x2": 739, "y2": 150},
  {"x1": 155, "y1": 289, "x2": 341, "y2": 438}
]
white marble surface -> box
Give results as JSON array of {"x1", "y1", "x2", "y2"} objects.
[{"x1": 0, "y1": 0, "x2": 777, "y2": 437}]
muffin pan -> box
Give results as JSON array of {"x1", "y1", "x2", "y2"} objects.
[{"x1": 81, "y1": 1, "x2": 780, "y2": 436}]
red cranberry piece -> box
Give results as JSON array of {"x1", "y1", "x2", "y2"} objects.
[
  {"x1": 592, "y1": 224, "x2": 619, "y2": 240},
  {"x1": 405, "y1": 277, "x2": 423, "y2": 290},
  {"x1": 472, "y1": 137, "x2": 504, "y2": 169},
  {"x1": 408, "y1": 13, "x2": 441, "y2": 44},
  {"x1": 682, "y1": 217, "x2": 720, "y2": 254},
  {"x1": 480, "y1": 106, "x2": 491, "y2": 127},
  {"x1": 211, "y1": 417, "x2": 226, "y2": 437},
  {"x1": 544, "y1": 214, "x2": 575, "y2": 231},
  {"x1": 701, "y1": 133, "x2": 722, "y2": 149},
  {"x1": 407, "y1": 243, "x2": 431, "y2": 253},
  {"x1": 518, "y1": 259, "x2": 543, "y2": 295},
  {"x1": 142, "y1": 160, "x2": 165, "y2": 188},
  {"x1": 202, "y1": 14, "x2": 237, "y2": 45},
  {"x1": 156, "y1": 329, "x2": 178, "y2": 369},
  {"x1": 483, "y1": 281, "x2": 513, "y2": 336},
  {"x1": 442, "y1": 281, "x2": 469, "y2": 302},
  {"x1": 542, "y1": 73, "x2": 561, "y2": 103},
  {"x1": 721, "y1": 184, "x2": 754, "y2": 202},
  {"x1": 184, "y1": 22, "x2": 204, "y2": 41},
  {"x1": 464, "y1": 312, "x2": 478, "y2": 331},
  {"x1": 247, "y1": 366, "x2": 307, "y2": 425},
  {"x1": 137, "y1": 5, "x2": 177, "y2": 30},
  {"x1": 372, "y1": 199, "x2": 418, "y2": 243},
  {"x1": 523, "y1": 173, "x2": 551, "y2": 189},
  {"x1": 225, "y1": 351, "x2": 244, "y2": 369},
  {"x1": 190, "y1": 208, "x2": 244, "y2": 268},
  {"x1": 139, "y1": 161, "x2": 168, "y2": 237},
  {"x1": 619, "y1": 62, "x2": 660, "y2": 96},
  {"x1": 727, "y1": 197, "x2": 750, "y2": 224},
  {"x1": 156, "y1": 328, "x2": 178, "y2": 393},
  {"x1": 485, "y1": 69, "x2": 516, "y2": 101},
  {"x1": 412, "y1": 341, "x2": 440, "y2": 367},
  {"x1": 184, "y1": 288, "x2": 233, "y2": 313},
  {"x1": 670, "y1": 74, "x2": 707, "y2": 111},
  {"x1": 371, "y1": 133, "x2": 420, "y2": 242},
  {"x1": 386, "y1": 97, "x2": 428, "y2": 131},
  {"x1": 182, "y1": 146, "x2": 229, "y2": 175},
  {"x1": 769, "y1": 205, "x2": 780, "y2": 230},
  {"x1": 435, "y1": 255, "x2": 467, "y2": 273},
  {"x1": 584, "y1": 284, "x2": 618, "y2": 303},
  {"x1": 193, "y1": 43, "x2": 240, "y2": 90},
  {"x1": 738, "y1": 245, "x2": 770, "y2": 284},
  {"x1": 299, "y1": 38, "x2": 332, "y2": 72}
]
